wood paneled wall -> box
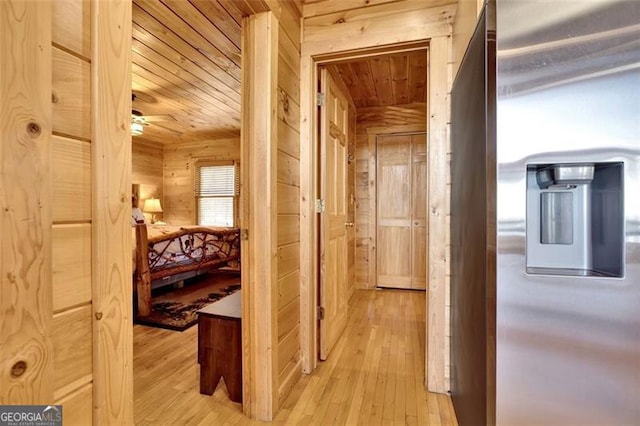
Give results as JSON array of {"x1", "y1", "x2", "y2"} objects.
[
  {"x1": 274, "y1": 2, "x2": 303, "y2": 408},
  {"x1": 452, "y1": 0, "x2": 485, "y2": 78},
  {"x1": 354, "y1": 103, "x2": 427, "y2": 288},
  {"x1": 132, "y1": 139, "x2": 164, "y2": 220},
  {"x1": 163, "y1": 138, "x2": 240, "y2": 225},
  {"x1": 51, "y1": 1, "x2": 93, "y2": 420},
  {"x1": 2, "y1": 0, "x2": 132, "y2": 422},
  {"x1": 301, "y1": 0, "x2": 455, "y2": 52}
]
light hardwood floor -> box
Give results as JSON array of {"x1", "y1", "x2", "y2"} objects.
[{"x1": 134, "y1": 287, "x2": 458, "y2": 425}]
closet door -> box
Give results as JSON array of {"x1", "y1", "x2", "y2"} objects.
[
  {"x1": 376, "y1": 134, "x2": 427, "y2": 289},
  {"x1": 377, "y1": 135, "x2": 412, "y2": 288}
]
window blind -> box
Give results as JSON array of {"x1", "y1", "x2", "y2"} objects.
[
  {"x1": 196, "y1": 163, "x2": 238, "y2": 227},
  {"x1": 195, "y1": 164, "x2": 237, "y2": 196}
]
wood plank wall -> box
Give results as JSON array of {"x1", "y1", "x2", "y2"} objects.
[
  {"x1": 163, "y1": 138, "x2": 240, "y2": 225},
  {"x1": 51, "y1": 1, "x2": 93, "y2": 421},
  {"x1": 132, "y1": 139, "x2": 164, "y2": 219},
  {"x1": 348, "y1": 104, "x2": 357, "y2": 300},
  {"x1": 302, "y1": 0, "x2": 454, "y2": 52},
  {"x1": 452, "y1": 0, "x2": 484, "y2": 78},
  {"x1": 2, "y1": 0, "x2": 131, "y2": 421},
  {"x1": 354, "y1": 103, "x2": 427, "y2": 288},
  {"x1": 272, "y1": 1, "x2": 304, "y2": 408}
]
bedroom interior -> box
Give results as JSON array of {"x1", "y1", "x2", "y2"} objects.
[
  {"x1": 2, "y1": 0, "x2": 480, "y2": 424},
  {"x1": 128, "y1": 0, "x2": 245, "y2": 411}
]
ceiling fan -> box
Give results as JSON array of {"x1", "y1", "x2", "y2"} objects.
[{"x1": 131, "y1": 92, "x2": 178, "y2": 136}]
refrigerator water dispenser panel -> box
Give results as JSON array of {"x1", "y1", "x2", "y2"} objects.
[
  {"x1": 540, "y1": 192, "x2": 573, "y2": 245},
  {"x1": 526, "y1": 162, "x2": 624, "y2": 277}
]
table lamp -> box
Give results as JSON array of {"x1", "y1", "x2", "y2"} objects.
[{"x1": 143, "y1": 198, "x2": 163, "y2": 224}]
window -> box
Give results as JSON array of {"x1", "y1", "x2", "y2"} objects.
[{"x1": 195, "y1": 162, "x2": 238, "y2": 227}]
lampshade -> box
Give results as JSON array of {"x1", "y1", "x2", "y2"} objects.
[{"x1": 143, "y1": 198, "x2": 163, "y2": 213}]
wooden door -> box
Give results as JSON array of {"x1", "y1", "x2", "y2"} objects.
[
  {"x1": 376, "y1": 134, "x2": 427, "y2": 289},
  {"x1": 319, "y1": 68, "x2": 349, "y2": 360}
]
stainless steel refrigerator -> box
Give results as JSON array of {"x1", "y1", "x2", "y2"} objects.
[{"x1": 451, "y1": 1, "x2": 640, "y2": 424}]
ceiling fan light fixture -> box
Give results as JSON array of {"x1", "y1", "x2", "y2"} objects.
[
  {"x1": 131, "y1": 121, "x2": 144, "y2": 136},
  {"x1": 131, "y1": 110, "x2": 146, "y2": 136}
]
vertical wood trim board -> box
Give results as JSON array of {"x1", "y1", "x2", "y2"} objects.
[
  {"x1": 367, "y1": 133, "x2": 377, "y2": 289},
  {"x1": 0, "y1": 0, "x2": 54, "y2": 404},
  {"x1": 298, "y1": 50, "x2": 317, "y2": 374},
  {"x1": 91, "y1": 0, "x2": 133, "y2": 423},
  {"x1": 242, "y1": 11, "x2": 280, "y2": 421},
  {"x1": 240, "y1": 16, "x2": 251, "y2": 414},
  {"x1": 348, "y1": 104, "x2": 357, "y2": 299},
  {"x1": 427, "y1": 36, "x2": 449, "y2": 394}
]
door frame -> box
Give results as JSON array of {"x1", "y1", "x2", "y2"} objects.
[
  {"x1": 300, "y1": 34, "x2": 452, "y2": 393},
  {"x1": 366, "y1": 127, "x2": 427, "y2": 290}
]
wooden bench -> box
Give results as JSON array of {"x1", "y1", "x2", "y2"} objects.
[{"x1": 197, "y1": 290, "x2": 242, "y2": 403}]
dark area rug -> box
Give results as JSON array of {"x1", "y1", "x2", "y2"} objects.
[{"x1": 135, "y1": 283, "x2": 240, "y2": 331}]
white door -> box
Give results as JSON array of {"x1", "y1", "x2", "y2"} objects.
[{"x1": 318, "y1": 67, "x2": 350, "y2": 360}]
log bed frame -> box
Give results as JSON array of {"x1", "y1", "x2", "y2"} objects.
[{"x1": 134, "y1": 223, "x2": 240, "y2": 317}]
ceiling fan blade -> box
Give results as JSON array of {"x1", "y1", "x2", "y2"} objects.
[
  {"x1": 142, "y1": 114, "x2": 176, "y2": 123},
  {"x1": 132, "y1": 90, "x2": 158, "y2": 104},
  {"x1": 149, "y1": 122, "x2": 183, "y2": 136}
]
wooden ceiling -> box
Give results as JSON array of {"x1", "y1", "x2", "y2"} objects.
[
  {"x1": 326, "y1": 50, "x2": 428, "y2": 108},
  {"x1": 131, "y1": 1, "x2": 424, "y2": 144},
  {"x1": 131, "y1": 0, "x2": 276, "y2": 145}
]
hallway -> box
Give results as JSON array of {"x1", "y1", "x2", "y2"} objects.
[{"x1": 134, "y1": 288, "x2": 457, "y2": 425}]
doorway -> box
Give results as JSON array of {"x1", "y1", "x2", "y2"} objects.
[
  {"x1": 314, "y1": 47, "x2": 429, "y2": 363},
  {"x1": 301, "y1": 27, "x2": 452, "y2": 394}
]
